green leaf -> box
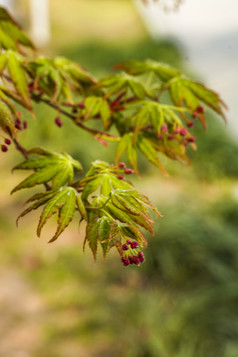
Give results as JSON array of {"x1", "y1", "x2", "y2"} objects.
[
  {"x1": 100, "y1": 175, "x2": 112, "y2": 197},
  {"x1": 115, "y1": 59, "x2": 180, "y2": 82},
  {"x1": 169, "y1": 77, "x2": 227, "y2": 121},
  {"x1": 27, "y1": 56, "x2": 96, "y2": 103},
  {"x1": 12, "y1": 165, "x2": 61, "y2": 193},
  {"x1": 81, "y1": 176, "x2": 104, "y2": 202},
  {"x1": 0, "y1": 99, "x2": 17, "y2": 137},
  {"x1": 137, "y1": 134, "x2": 168, "y2": 176},
  {"x1": 127, "y1": 134, "x2": 138, "y2": 175},
  {"x1": 5, "y1": 50, "x2": 32, "y2": 108},
  {"x1": 100, "y1": 100, "x2": 111, "y2": 130},
  {"x1": 76, "y1": 193, "x2": 87, "y2": 219},
  {"x1": 16, "y1": 191, "x2": 56, "y2": 226},
  {"x1": 85, "y1": 216, "x2": 101, "y2": 260},
  {"x1": 49, "y1": 187, "x2": 77, "y2": 242},
  {"x1": 17, "y1": 187, "x2": 86, "y2": 242},
  {"x1": 97, "y1": 216, "x2": 113, "y2": 257},
  {"x1": 12, "y1": 149, "x2": 83, "y2": 193},
  {"x1": 115, "y1": 133, "x2": 131, "y2": 164},
  {"x1": 99, "y1": 72, "x2": 148, "y2": 99},
  {"x1": 106, "y1": 202, "x2": 154, "y2": 235},
  {"x1": 0, "y1": 7, "x2": 34, "y2": 50}
]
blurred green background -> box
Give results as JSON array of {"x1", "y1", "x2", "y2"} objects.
[{"x1": 0, "y1": 1, "x2": 238, "y2": 356}]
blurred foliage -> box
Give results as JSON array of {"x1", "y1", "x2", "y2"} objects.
[
  {"x1": 189, "y1": 114, "x2": 238, "y2": 180},
  {"x1": 1, "y1": 193, "x2": 237, "y2": 357}
]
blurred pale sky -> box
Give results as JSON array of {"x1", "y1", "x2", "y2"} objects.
[{"x1": 135, "y1": 0, "x2": 238, "y2": 38}]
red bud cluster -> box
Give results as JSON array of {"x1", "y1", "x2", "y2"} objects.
[{"x1": 121, "y1": 240, "x2": 145, "y2": 266}]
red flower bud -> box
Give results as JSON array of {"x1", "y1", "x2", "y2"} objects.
[
  {"x1": 168, "y1": 134, "x2": 174, "y2": 140},
  {"x1": 15, "y1": 118, "x2": 22, "y2": 125},
  {"x1": 119, "y1": 162, "x2": 126, "y2": 168},
  {"x1": 133, "y1": 256, "x2": 140, "y2": 265},
  {"x1": 161, "y1": 125, "x2": 168, "y2": 133},
  {"x1": 55, "y1": 117, "x2": 63, "y2": 127},
  {"x1": 121, "y1": 257, "x2": 130, "y2": 266},
  {"x1": 129, "y1": 256, "x2": 135, "y2": 264},
  {"x1": 192, "y1": 112, "x2": 198, "y2": 119},
  {"x1": 188, "y1": 136, "x2": 195, "y2": 143},
  {"x1": 187, "y1": 121, "x2": 194, "y2": 128},
  {"x1": 197, "y1": 106, "x2": 204, "y2": 114},
  {"x1": 78, "y1": 102, "x2": 85, "y2": 108},
  {"x1": 131, "y1": 241, "x2": 139, "y2": 249},
  {"x1": 117, "y1": 174, "x2": 124, "y2": 180},
  {"x1": 1, "y1": 145, "x2": 8, "y2": 152},
  {"x1": 4, "y1": 138, "x2": 11, "y2": 145},
  {"x1": 122, "y1": 244, "x2": 129, "y2": 251},
  {"x1": 23, "y1": 121, "x2": 28, "y2": 130},
  {"x1": 127, "y1": 240, "x2": 132, "y2": 245},
  {"x1": 180, "y1": 128, "x2": 188, "y2": 136},
  {"x1": 173, "y1": 128, "x2": 180, "y2": 134},
  {"x1": 157, "y1": 133, "x2": 163, "y2": 140},
  {"x1": 124, "y1": 168, "x2": 133, "y2": 175}
]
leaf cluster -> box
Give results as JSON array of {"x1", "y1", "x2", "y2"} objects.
[
  {"x1": 0, "y1": 7, "x2": 228, "y2": 265},
  {"x1": 12, "y1": 150, "x2": 160, "y2": 263}
]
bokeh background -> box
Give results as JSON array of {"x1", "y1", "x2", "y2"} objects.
[{"x1": 0, "y1": 1, "x2": 238, "y2": 356}]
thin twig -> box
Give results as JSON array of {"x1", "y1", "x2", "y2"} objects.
[{"x1": 31, "y1": 94, "x2": 117, "y2": 139}]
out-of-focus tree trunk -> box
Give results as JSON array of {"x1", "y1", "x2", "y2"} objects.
[
  {"x1": 0, "y1": 0, "x2": 15, "y2": 13},
  {"x1": 30, "y1": 0, "x2": 50, "y2": 47}
]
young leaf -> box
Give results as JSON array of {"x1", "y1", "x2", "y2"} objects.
[
  {"x1": 85, "y1": 215, "x2": 101, "y2": 260},
  {"x1": 115, "y1": 59, "x2": 180, "y2": 82},
  {"x1": 169, "y1": 77, "x2": 227, "y2": 121},
  {"x1": 0, "y1": 7, "x2": 34, "y2": 51},
  {"x1": 137, "y1": 134, "x2": 168, "y2": 176},
  {"x1": 0, "y1": 99, "x2": 17, "y2": 137},
  {"x1": 6, "y1": 50, "x2": 31, "y2": 108},
  {"x1": 48, "y1": 187, "x2": 77, "y2": 242},
  {"x1": 98, "y1": 72, "x2": 149, "y2": 99},
  {"x1": 17, "y1": 187, "x2": 87, "y2": 243},
  {"x1": 12, "y1": 149, "x2": 83, "y2": 193}
]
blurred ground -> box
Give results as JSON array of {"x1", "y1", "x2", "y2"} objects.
[{"x1": 0, "y1": 1, "x2": 238, "y2": 357}]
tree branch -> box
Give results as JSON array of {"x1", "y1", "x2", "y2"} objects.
[{"x1": 31, "y1": 94, "x2": 118, "y2": 140}]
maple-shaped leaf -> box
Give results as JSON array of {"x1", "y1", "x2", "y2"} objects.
[
  {"x1": 125, "y1": 101, "x2": 187, "y2": 141},
  {"x1": 98, "y1": 72, "x2": 150, "y2": 99},
  {"x1": 168, "y1": 77, "x2": 227, "y2": 119},
  {"x1": 53, "y1": 57, "x2": 96, "y2": 86},
  {"x1": 0, "y1": 50, "x2": 32, "y2": 109},
  {"x1": 0, "y1": 7, "x2": 34, "y2": 52},
  {"x1": 12, "y1": 148, "x2": 82, "y2": 193},
  {"x1": 114, "y1": 59, "x2": 180, "y2": 82},
  {"x1": 169, "y1": 77, "x2": 227, "y2": 123},
  {"x1": 109, "y1": 188, "x2": 160, "y2": 234},
  {"x1": 115, "y1": 60, "x2": 227, "y2": 123},
  {"x1": 80, "y1": 161, "x2": 161, "y2": 261},
  {"x1": 27, "y1": 56, "x2": 96, "y2": 103},
  {"x1": 82, "y1": 96, "x2": 111, "y2": 129},
  {"x1": 150, "y1": 135, "x2": 191, "y2": 165},
  {"x1": 137, "y1": 134, "x2": 169, "y2": 176},
  {"x1": 17, "y1": 187, "x2": 87, "y2": 242}
]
